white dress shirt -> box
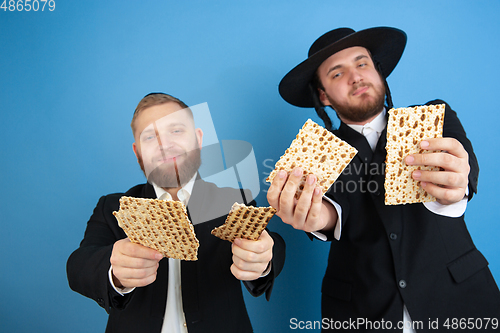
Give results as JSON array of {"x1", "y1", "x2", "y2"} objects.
[{"x1": 154, "y1": 177, "x2": 195, "y2": 333}]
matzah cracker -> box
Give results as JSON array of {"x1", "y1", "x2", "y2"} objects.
[
  {"x1": 384, "y1": 104, "x2": 445, "y2": 205},
  {"x1": 211, "y1": 203, "x2": 276, "y2": 242},
  {"x1": 266, "y1": 119, "x2": 357, "y2": 198},
  {"x1": 113, "y1": 196, "x2": 199, "y2": 260}
]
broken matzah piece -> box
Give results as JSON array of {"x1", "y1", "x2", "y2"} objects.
[
  {"x1": 266, "y1": 119, "x2": 357, "y2": 198},
  {"x1": 211, "y1": 202, "x2": 276, "y2": 242},
  {"x1": 113, "y1": 196, "x2": 199, "y2": 260},
  {"x1": 384, "y1": 104, "x2": 445, "y2": 205}
]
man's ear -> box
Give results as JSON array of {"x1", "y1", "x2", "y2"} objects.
[
  {"x1": 318, "y1": 89, "x2": 331, "y2": 107},
  {"x1": 132, "y1": 142, "x2": 140, "y2": 162},
  {"x1": 195, "y1": 128, "x2": 203, "y2": 149}
]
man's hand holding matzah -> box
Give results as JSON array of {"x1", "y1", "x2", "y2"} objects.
[
  {"x1": 405, "y1": 137, "x2": 470, "y2": 205},
  {"x1": 230, "y1": 230, "x2": 274, "y2": 281},
  {"x1": 266, "y1": 119, "x2": 355, "y2": 234},
  {"x1": 210, "y1": 202, "x2": 277, "y2": 281},
  {"x1": 384, "y1": 104, "x2": 470, "y2": 206},
  {"x1": 110, "y1": 238, "x2": 163, "y2": 289},
  {"x1": 385, "y1": 104, "x2": 469, "y2": 206},
  {"x1": 267, "y1": 168, "x2": 338, "y2": 233},
  {"x1": 111, "y1": 196, "x2": 200, "y2": 289}
]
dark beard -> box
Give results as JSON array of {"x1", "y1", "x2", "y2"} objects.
[
  {"x1": 328, "y1": 84, "x2": 386, "y2": 123},
  {"x1": 138, "y1": 148, "x2": 201, "y2": 188}
]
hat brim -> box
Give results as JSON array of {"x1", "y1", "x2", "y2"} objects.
[{"x1": 279, "y1": 27, "x2": 407, "y2": 108}]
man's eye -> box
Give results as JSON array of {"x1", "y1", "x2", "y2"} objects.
[
  {"x1": 358, "y1": 63, "x2": 367, "y2": 68},
  {"x1": 332, "y1": 72, "x2": 342, "y2": 79},
  {"x1": 143, "y1": 135, "x2": 155, "y2": 141}
]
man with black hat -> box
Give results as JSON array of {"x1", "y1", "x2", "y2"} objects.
[{"x1": 268, "y1": 27, "x2": 500, "y2": 331}]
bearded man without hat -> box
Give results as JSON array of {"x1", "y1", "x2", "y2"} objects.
[
  {"x1": 68, "y1": 93, "x2": 286, "y2": 333},
  {"x1": 268, "y1": 27, "x2": 500, "y2": 332}
]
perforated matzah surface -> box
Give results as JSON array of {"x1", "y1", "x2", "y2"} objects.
[
  {"x1": 266, "y1": 119, "x2": 357, "y2": 198},
  {"x1": 113, "y1": 196, "x2": 199, "y2": 260},
  {"x1": 384, "y1": 104, "x2": 445, "y2": 205},
  {"x1": 211, "y1": 203, "x2": 276, "y2": 242}
]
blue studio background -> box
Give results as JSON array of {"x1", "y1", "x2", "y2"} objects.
[{"x1": 1, "y1": 1, "x2": 499, "y2": 332}]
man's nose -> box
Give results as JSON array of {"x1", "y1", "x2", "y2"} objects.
[
  {"x1": 349, "y1": 68, "x2": 363, "y2": 85},
  {"x1": 157, "y1": 132, "x2": 175, "y2": 150}
]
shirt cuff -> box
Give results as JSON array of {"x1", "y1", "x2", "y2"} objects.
[
  {"x1": 310, "y1": 195, "x2": 343, "y2": 241},
  {"x1": 108, "y1": 266, "x2": 135, "y2": 295},
  {"x1": 260, "y1": 261, "x2": 272, "y2": 278},
  {"x1": 423, "y1": 186, "x2": 469, "y2": 218}
]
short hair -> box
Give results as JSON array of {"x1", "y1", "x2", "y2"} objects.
[{"x1": 131, "y1": 92, "x2": 192, "y2": 135}]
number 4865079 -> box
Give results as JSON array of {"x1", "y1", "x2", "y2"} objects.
[{"x1": 1, "y1": 0, "x2": 56, "y2": 11}]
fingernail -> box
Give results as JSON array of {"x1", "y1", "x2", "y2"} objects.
[
  {"x1": 314, "y1": 187, "x2": 322, "y2": 195},
  {"x1": 155, "y1": 253, "x2": 163, "y2": 260},
  {"x1": 421, "y1": 141, "x2": 429, "y2": 149},
  {"x1": 405, "y1": 156, "x2": 414, "y2": 164},
  {"x1": 413, "y1": 170, "x2": 421, "y2": 179},
  {"x1": 307, "y1": 175, "x2": 316, "y2": 185},
  {"x1": 278, "y1": 170, "x2": 287, "y2": 178},
  {"x1": 294, "y1": 168, "x2": 303, "y2": 176}
]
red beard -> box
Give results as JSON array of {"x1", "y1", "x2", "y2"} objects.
[
  {"x1": 327, "y1": 82, "x2": 386, "y2": 123},
  {"x1": 137, "y1": 147, "x2": 201, "y2": 188}
]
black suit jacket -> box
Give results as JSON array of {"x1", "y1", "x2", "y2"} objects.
[
  {"x1": 320, "y1": 100, "x2": 499, "y2": 331},
  {"x1": 67, "y1": 178, "x2": 285, "y2": 333}
]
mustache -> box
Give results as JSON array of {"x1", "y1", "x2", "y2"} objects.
[
  {"x1": 351, "y1": 82, "x2": 371, "y2": 94},
  {"x1": 153, "y1": 147, "x2": 187, "y2": 162},
  {"x1": 145, "y1": 147, "x2": 202, "y2": 188}
]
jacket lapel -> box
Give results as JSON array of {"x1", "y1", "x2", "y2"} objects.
[
  {"x1": 141, "y1": 182, "x2": 158, "y2": 199},
  {"x1": 337, "y1": 122, "x2": 373, "y2": 163},
  {"x1": 185, "y1": 176, "x2": 210, "y2": 225},
  {"x1": 372, "y1": 127, "x2": 388, "y2": 166}
]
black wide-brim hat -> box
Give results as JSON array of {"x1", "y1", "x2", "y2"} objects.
[{"x1": 279, "y1": 27, "x2": 407, "y2": 108}]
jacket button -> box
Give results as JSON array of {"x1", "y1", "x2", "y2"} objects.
[
  {"x1": 399, "y1": 280, "x2": 407, "y2": 288},
  {"x1": 389, "y1": 233, "x2": 398, "y2": 240}
]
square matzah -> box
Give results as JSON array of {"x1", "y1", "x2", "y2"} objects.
[
  {"x1": 384, "y1": 104, "x2": 445, "y2": 205},
  {"x1": 266, "y1": 119, "x2": 357, "y2": 198},
  {"x1": 211, "y1": 203, "x2": 276, "y2": 242},
  {"x1": 113, "y1": 196, "x2": 199, "y2": 260}
]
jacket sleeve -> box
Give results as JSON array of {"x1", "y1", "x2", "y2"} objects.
[
  {"x1": 426, "y1": 99, "x2": 479, "y2": 199},
  {"x1": 66, "y1": 194, "x2": 131, "y2": 313}
]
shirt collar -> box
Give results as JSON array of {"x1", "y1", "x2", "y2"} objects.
[
  {"x1": 152, "y1": 173, "x2": 197, "y2": 204},
  {"x1": 347, "y1": 108, "x2": 387, "y2": 135}
]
